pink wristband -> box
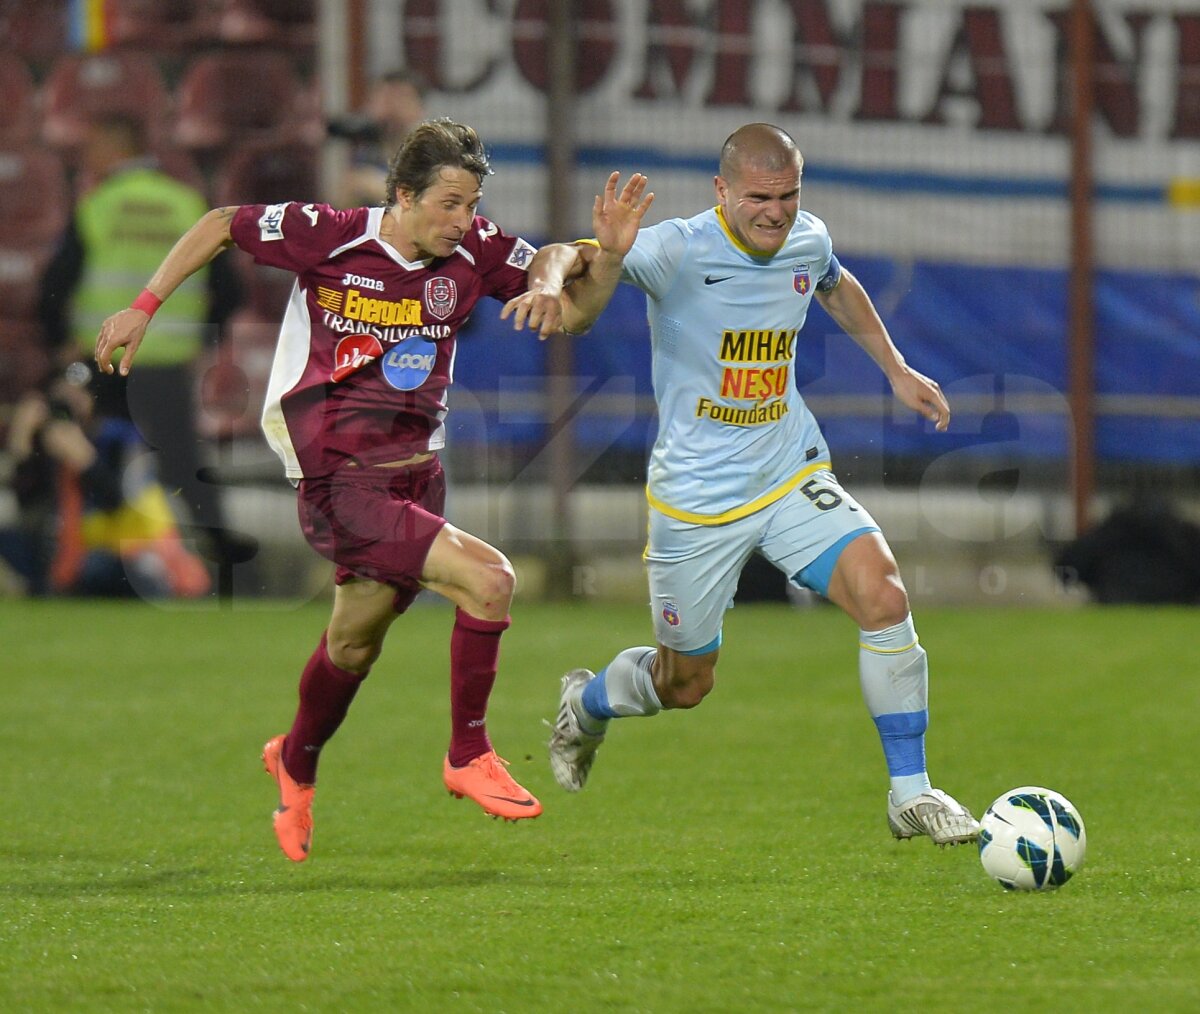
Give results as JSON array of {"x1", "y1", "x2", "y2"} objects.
[{"x1": 131, "y1": 288, "x2": 163, "y2": 317}]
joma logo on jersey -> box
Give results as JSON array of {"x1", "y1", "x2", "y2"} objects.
[
  {"x1": 316, "y1": 287, "x2": 423, "y2": 326},
  {"x1": 341, "y1": 272, "x2": 383, "y2": 291},
  {"x1": 718, "y1": 329, "x2": 796, "y2": 363}
]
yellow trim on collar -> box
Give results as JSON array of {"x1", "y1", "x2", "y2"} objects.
[
  {"x1": 647, "y1": 460, "x2": 831, "y2": 526},
  {"x1": 714, "y1": 205, "x2": 762, "y2": 256}
]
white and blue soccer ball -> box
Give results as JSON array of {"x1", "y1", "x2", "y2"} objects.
[{"x1": 978, "y1": 786, "x2": 1087, "y2": 891}]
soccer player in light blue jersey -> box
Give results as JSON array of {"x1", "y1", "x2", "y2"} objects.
[{"x1": 544, "y1": 123, "x2": 978, "y2": 846}]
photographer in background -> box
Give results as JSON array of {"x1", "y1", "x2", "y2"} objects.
[
  {"x1": 36, "y1": 114, "x2": 251, "y2": 571},
  {"x1": 329, "y1": 69, "x2": 427, "y2": 208},
  {"x1": 0, "y1": 363, "x2": 209, "y2": 599}
]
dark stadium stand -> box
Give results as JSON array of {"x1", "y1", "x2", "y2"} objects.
[
  {"x1": 105, "y1": 0, "x2": 202, "y2": 50},
  {"x1": 0, "y1": 10, "x2": 318, "y2": 427},
  {"x1": 40, "y1": 51, "x2": 170, "y2": 152},
  {"x1": 0, "y1": 54, "x2": 36, "y2": 146},
  {"x1": 174, "y1": 50, "x2": 320, "y2": 150},
  {"x1": 206, "y1": 0, "x2": 317, "y2": 48},
  {"x1": 0, "y1": 147, "x2": 70, "y2": 318},
  {"x1": 214, "y1": 140, "x2": 320, "y2": 205},
  {"x1": 0, "y1": 319, "x2": 50, "y2": 407},
  {"x1": 197, "y1": 308, "x2": 281, "y2": 439},
  {"x1": 0, "y1": 2, "x2": 70, "y2": 64}
]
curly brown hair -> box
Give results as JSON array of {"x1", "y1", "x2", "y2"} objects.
[{"x1": 382, "y1": 118, "x2": 492, "y2": 208}]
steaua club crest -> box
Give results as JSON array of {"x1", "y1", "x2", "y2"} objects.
[
  {"x1": 424, "y1": 276, "x2": 458, "y2": 320},
  {"x1": 793, "y1": 265, "x2": 811, "y2": 295},
  {"x1": 662, "y1": 601, "x2": 681, "y2": 627}
]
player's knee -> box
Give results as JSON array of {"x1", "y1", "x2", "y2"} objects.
[
  {"x1": 466, "y1": 553, "x2": 516, "y2": 619},
  {"x1": 660, "y1": 662, "x2": 715, "y2": 710},
  {"x1": 327, "y1": 635, "x2": 381, "y2": 674},
  {"x1": 862, "y1": 573, "x2": 910, "y2": 630}
]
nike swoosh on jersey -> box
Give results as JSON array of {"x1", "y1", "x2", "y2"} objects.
[{"x1": 704, "y1": 274, "x2": 733, "y2": 284}]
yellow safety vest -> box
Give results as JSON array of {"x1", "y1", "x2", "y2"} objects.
[{"x1": 73, "y1": 165, "x2": 210, "y2": 365}]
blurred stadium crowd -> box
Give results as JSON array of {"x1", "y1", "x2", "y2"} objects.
[
  {"x1": 0, "y1": 0, "x2": 319, "y2": 416},
  {"x1": 0, "y1": 0, "x2": 327, "y2": 597}
]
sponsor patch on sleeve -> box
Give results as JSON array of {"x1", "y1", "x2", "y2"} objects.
[
  {"x1": 258, "y1": 203, "x2": 288, "y2": 242},
  {"x1": 505, "y1": 237, "x2": 536, "y2": 270}
]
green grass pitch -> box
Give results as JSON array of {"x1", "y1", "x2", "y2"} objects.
[{"x1": 1, "y1": 599, "x2": 1197, "y2": 1011}]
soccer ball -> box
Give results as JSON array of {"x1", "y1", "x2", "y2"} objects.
[{"x1": 977, "y1": 786, "x2": 1086, "y2": 891}]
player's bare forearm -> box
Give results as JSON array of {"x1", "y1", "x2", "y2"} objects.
[
  {"x1": 505, "y1": 173, "x2": 651, "y2": 338},
  {"x1": 145, "y1": 206, "x2": 239, "y2": 302},
  {"x1": 501, "y1": 243, "x2": 585, "y2": 338},
  {"x1": 560, "y1": 172, "x2": 654, "y2": 334},
  {"x1": 95, "y1": 207, "x2": 238, "y2": 375},
  {"x1": 816, "y1": 268, "x2": 905, "y2": 380},
  {"x1": 505, "y1": 242, "x2": 623, "y2": 336},
  {"x1": 560, "y1": 244, "x2": 625, "y2": 334},
  {"x1": 816, "y1": 267, "x2": 950, "y2": 430},
  {"x1": 527, "y1": 242, "x2": 587, "y2": 293}
]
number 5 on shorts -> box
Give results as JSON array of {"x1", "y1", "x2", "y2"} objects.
[{"x1": 800, "y1": 478, "x2": 843, "y2": 511}]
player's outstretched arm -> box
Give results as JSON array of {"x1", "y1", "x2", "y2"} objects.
[
  {"x1": 501, "y1": 242, "x2": 585, "y2": 339},
  {"x1": 503, "y1": 172, "x2": 653, "y2": 340},
  {"x1": 559, "y1": 171, "x2": 654, "y2": 335},
  {"x1": 94, "y1": 206, "x2": 238, "y2": 376},
  {"x1": 816, "y1": 266, "x2": 950, "y2": 432}
]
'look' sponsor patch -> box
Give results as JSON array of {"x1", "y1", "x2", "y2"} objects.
[{"x1": 382, "y1": 335, "x2": 438, "y2": 390}]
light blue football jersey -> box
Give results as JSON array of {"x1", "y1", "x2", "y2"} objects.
[{"x1": 622, "y1": 206, "x2": 840, "y2": 524}]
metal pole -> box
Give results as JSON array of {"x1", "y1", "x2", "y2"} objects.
[
  {"x1": 543, "y1": 3, "x2": 578, "y2": 597},
  {"x1": 346, "y1": 0, "x2": 369, "y2": 111},
  {"x1": 317, "y1": 0, "x2": 351, "y2": 201},
  {"x1": 1068, "y1": 0, "x2": 1096, "y2": 535}
]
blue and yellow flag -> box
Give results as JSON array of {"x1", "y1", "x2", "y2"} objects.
[{"x1": 68, "y1": 0, "x2": 113, "y2": 52}]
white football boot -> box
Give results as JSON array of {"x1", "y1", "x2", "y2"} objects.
[
  {"x1": 887, "y1": 788, "x2": 980, "y2": 846},
  {"x1": 547, "y1": 668, "x2": 606, "y2": 792}
]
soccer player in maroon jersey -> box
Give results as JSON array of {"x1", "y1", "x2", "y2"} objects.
[{"x1": 94, "y1": 119, "x2": 653, "y2": 861}]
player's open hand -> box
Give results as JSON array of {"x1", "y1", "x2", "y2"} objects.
[
  {"x1": 501, "y1": 287, "x2": 565, "y2": 340},
  {"x1": 593, "y1": 171, "x2": 654, "y2": 257},
  {"x1": 94, "y1": 308, "x2": 151, "y2": 376},
  {"x1": 892, "y1": 366, "x2": 950, "y2": 432}
]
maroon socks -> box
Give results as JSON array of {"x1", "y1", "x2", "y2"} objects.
[
  {"x1": 281, "y1": 610, "x2": 510, "y2": 780},
  {"x1": 447, "y1": 608, "x2": 510, "y2": 767},
  {"x1": 282, "y1": 632, "x2": 368, "y2": 784}
]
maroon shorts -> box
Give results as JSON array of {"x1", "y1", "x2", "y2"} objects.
[{"x1": 297, "y1": 457, "x2": 447, "y2": 613}]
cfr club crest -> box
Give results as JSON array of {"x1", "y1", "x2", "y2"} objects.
[{"x1": 424, "y1": 276, "x2": 458, "y2": 320}]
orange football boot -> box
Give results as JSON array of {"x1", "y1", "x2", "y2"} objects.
[
  {"x1": 262, "y1": 735, "x2": 315, "y2": 861},
  {"x1": 443, "y1": 751, "x2": 542, "y2": 821}
]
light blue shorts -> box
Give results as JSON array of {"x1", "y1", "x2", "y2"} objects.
[{"x1": 645, "y1": 469, "x2": 879, "y2": 653}]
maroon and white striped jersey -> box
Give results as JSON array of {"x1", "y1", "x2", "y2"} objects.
[{"x1": 230, "y1": 201, "x2": 536, "y2": 479}]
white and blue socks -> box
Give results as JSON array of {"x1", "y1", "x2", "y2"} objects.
[
  {"x1": 859, "y1": 616, "x2": 933, "y2": 804},
  {"x1": 576, "y1": 646, "x2": 662, "y2": 733}
]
